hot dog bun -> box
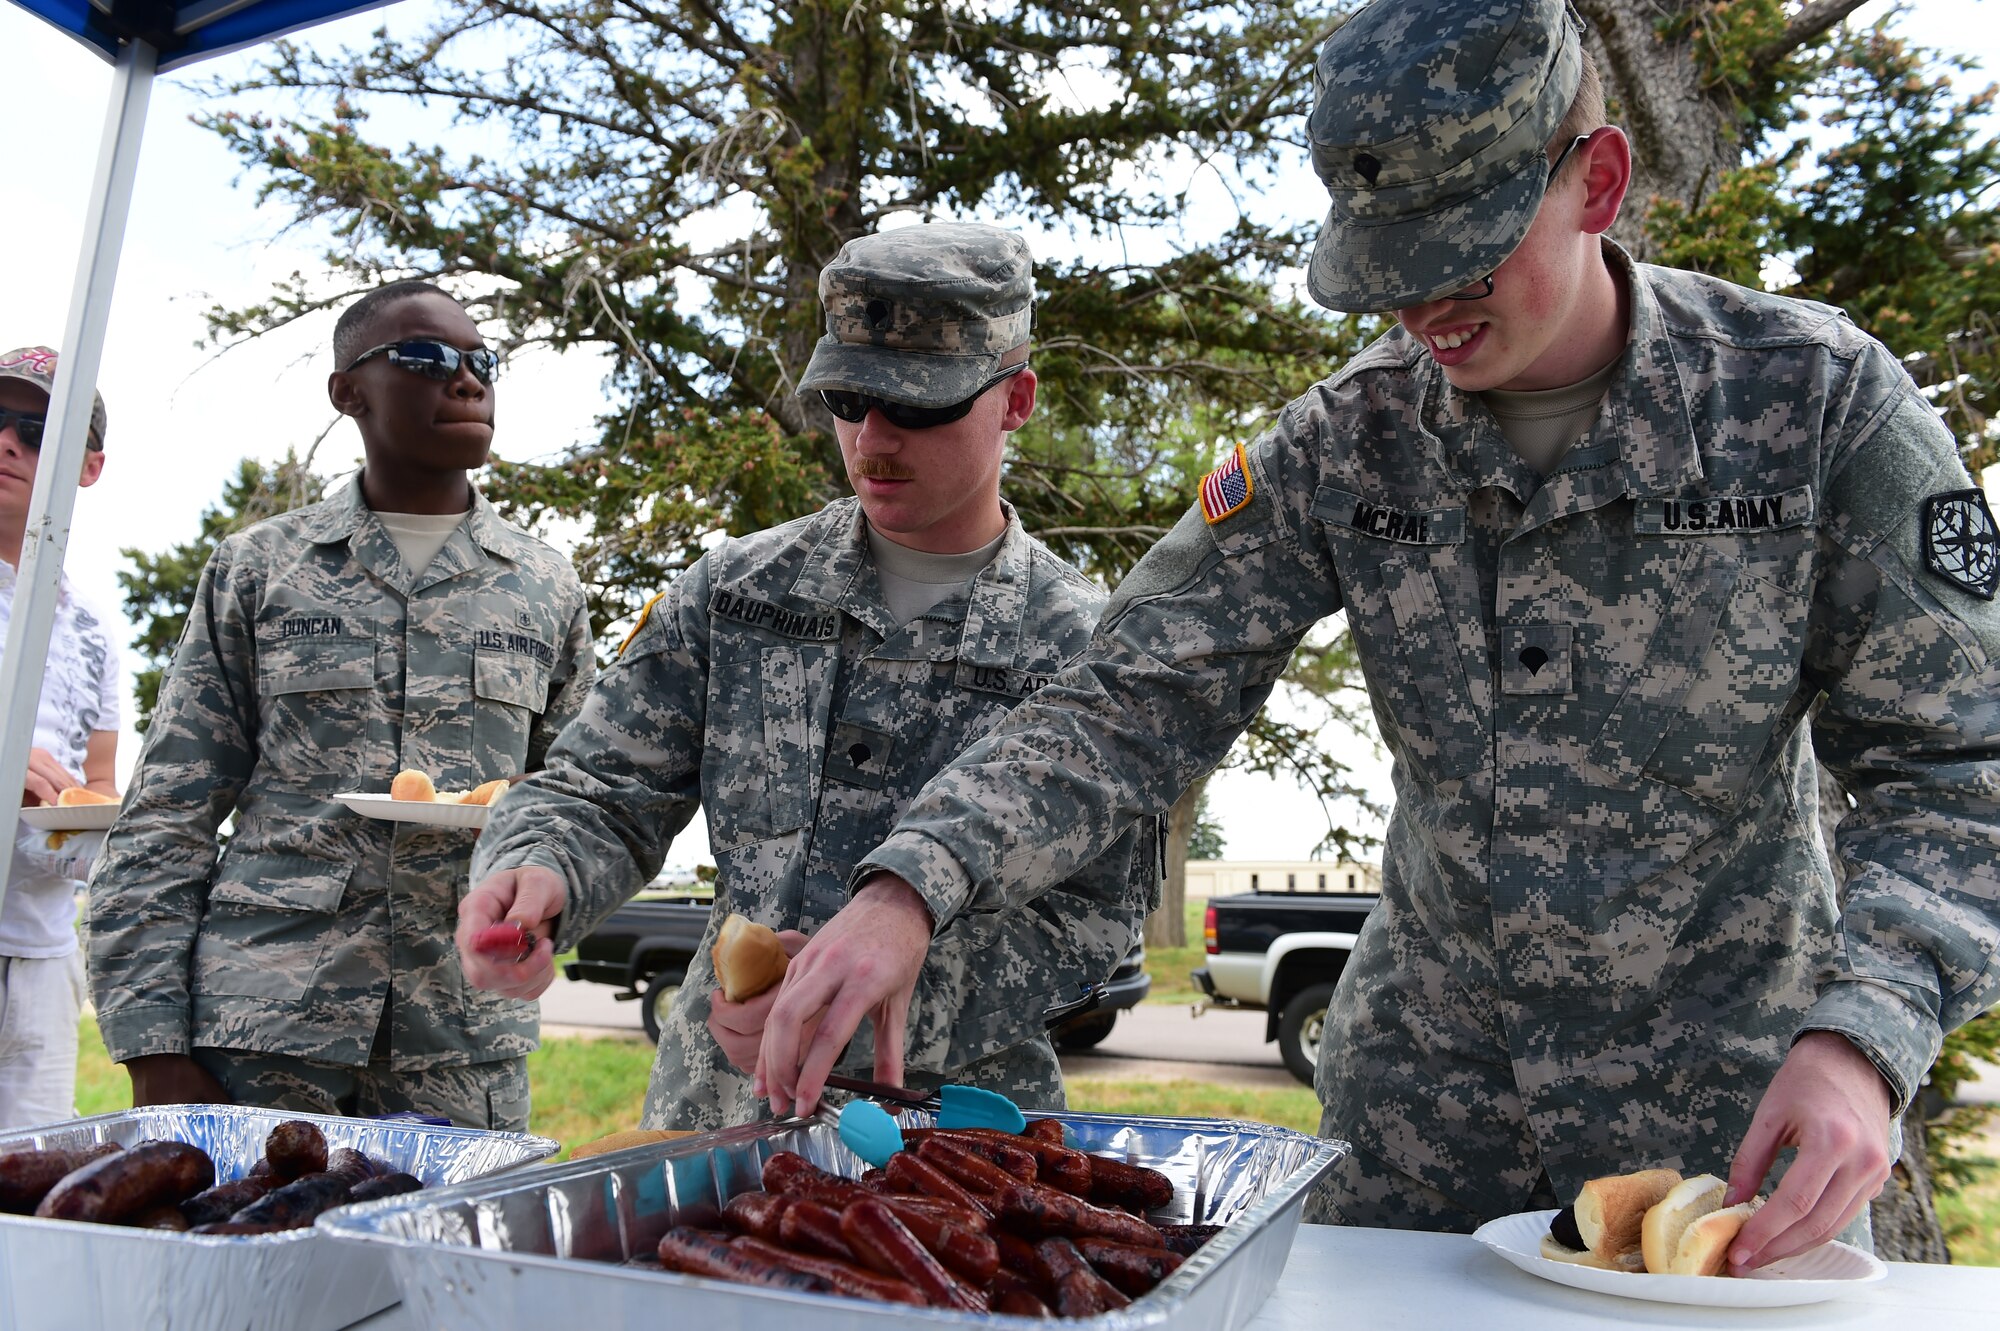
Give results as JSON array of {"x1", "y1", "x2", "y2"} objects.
[
  {"x1": 1575, "y1": 1168, "x2": 1680, "y2": 1268},
  {"x1": 712, "y1": 913, "x2": 788, "y2": 1002},
  {"x1": 1640, "y1": 1173, "x2": 1726, "y2": 1274},
  {"x1": 1667, "y1": 1200, "x2": 1759, "y2": 1276},
  {"x1": 55, "y1": 786, "x2": 117, "y2": 806},
  {"x1": 390, "y1": 769, "x2": 437, "y2": 802},
  {"x1": 569, "y1": 1128, "x2": 703, "y2": 1161},
  {"x1": 458, "y1": 778, "x2": 510, "y2": 807}
]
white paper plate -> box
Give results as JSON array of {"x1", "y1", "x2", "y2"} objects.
[
  {"x1": 335, "y1": 793, "x2": 490, "y2": 829},
  {"x1": 1473, "y1": 1209, "x2": 1887, "y2": 1308},
  {"x1": 16, "y1": 802, "x2": 119, "y2": 831}
]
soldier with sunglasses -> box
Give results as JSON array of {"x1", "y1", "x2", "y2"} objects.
[
  {"x1": 458, "y1": 223, "x2": 1158, "y2": 1130},
  {"x1": 770, "y1": 0, "x2": 2000, "y2": 1270},
  {"x1": 88, "y1": 281, "x2": 595, "y2": 1127}
]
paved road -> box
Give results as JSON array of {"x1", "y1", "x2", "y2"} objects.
[
  {"x1": 539, "y1": 977, "x2": 1300, "y2": 1088},
  {"x1": 539, "y1": 976, "x2": 2000, "y2": 1104}
]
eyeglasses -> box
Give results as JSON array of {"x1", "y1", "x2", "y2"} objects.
[
  {"x1": 343, "y1": 339, "x2": 500, "y2": 384},
  {"x1": 1443, "y1": 133, "x2": 1598, "y2": 302},
  {"x1": 0, "y1": 407, "x2": 46, "y2": 449},
  {"x1": 820, "y1": 362, "x2": 1027, "y2": 430}
]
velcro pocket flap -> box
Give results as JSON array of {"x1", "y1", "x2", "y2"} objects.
[{"x1": 209, "y1": 854, "x2": 355, "y2": 913}]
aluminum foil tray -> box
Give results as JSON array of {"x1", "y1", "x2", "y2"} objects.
[
  {"x1": 320, "y1": 1109, "x2": 1346, "y2": 1330},
  {"x1": 0, "y1": 1103, "x2": 558, "y2": 1331}
]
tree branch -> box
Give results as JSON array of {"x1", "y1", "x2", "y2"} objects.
[{"x1": 1748, "y1": 0, "x2": 1872, "y2": 75}]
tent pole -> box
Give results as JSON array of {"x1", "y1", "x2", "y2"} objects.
[{"x1": 0, "y1": 38, "x2": 158, "y2": 918}]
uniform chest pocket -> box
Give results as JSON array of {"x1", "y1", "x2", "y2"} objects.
[
  {"x1": 471, "y1": 644, "x2": 552, "y2": 771},
  {"x1": 704, "y1": 645, "x2": 828, "y2": 851},
  {"x1": 1330, "y1": 548, "x2": 1486, "y2": 782},
  {"x1": 197, "y1": 854, "x2": 353, "y2": 1000},
  {"x1": 257, "y1": 632, "x2": 380, "y2": 785},
  {"x1": 1587, "y1": 539, "x2": 1810, "y2": 807}
]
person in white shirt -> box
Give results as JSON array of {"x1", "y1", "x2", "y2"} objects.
[{"x1": 0, "y1": 344, "x2": 119, "y2": 1130}]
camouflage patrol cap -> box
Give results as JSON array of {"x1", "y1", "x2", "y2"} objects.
[
  {"x1": 0, "y1": 346, "x2": 108, "y2": 448},
  {"x1": 1305, "y1": 0, "x2": 1585, "y2": 313},
  {"x1": 799, "y1": 222, "x2": 1034, "y2": 408}
]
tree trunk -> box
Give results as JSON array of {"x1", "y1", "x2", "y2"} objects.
[
  {"x1": 1577, "y1": 0, "x2": 1872, "y2": 259},
  {"x1": 1817, "y1": 767, "x2": 1951, "y2": 1261},
  {"x1": 1146, "y1": 775, "x2": 1210, "y2": 949},
  {"x1": 1578, "y1": 0, "x2": 1740, "y2": 260}
]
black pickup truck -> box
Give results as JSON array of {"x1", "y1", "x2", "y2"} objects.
[
  {"x1": 562, "y1": 891, "x2": 715, "y2": 1041},
  {"x1": 1191, "y1": 889, "x2": 1380, "y2": 1084},
  {"x1": 564, "y1": 892, "x2": 1154, "y2": 1048}
]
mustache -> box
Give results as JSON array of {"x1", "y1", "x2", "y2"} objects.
[{"x1": 851, "y1": 457, "x2": 916, "y2": 481}]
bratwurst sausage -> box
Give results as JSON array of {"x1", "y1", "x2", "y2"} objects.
[
  {"x1": 0, "y1": 1143, "x2": 121, "y2": 1214},
  {"x1": 35, "y1": 1141, "x2": 214, "y2": 1224}
]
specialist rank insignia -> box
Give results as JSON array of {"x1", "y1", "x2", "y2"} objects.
[
  {"x1": 1200, "y1": 442, "x2": 1253, "y2": 524},
  {"x1": 1923, "y1": 488, "x2": 1999, "y2": 600}
]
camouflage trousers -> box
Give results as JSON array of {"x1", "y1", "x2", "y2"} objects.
[
  {"x1": 191, "y1": 1047, "x2": 531, "y2": 1131},
  {"x1": 640, "y1": 1029, "x2": 1066, "y2": 1131}
]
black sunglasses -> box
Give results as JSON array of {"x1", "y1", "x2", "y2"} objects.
[
  {"x1": 820, "y1": 362, "x2": 1027, "y2": 430},
  {"x1": 0, "y1": 407, "x2": 46, "y2": 449},
  {"x1": 344, "y1": 339, "x2": 500, "y2": 384}
]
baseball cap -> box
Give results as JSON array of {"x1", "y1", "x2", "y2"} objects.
[
  {"x1": 799, "y1": 223, "x2": 1034, "y2": 407},
  {"x1": 0, "y1": 345, "x2": 109, "y2": 449},
  {"x1": 1305, "y1": 0, "x2": 1585, "y2": 313}
]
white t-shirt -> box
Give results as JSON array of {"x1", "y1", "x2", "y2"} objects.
[{"x1": 0, "y1": 559, "x2": 122, "y2": 957}]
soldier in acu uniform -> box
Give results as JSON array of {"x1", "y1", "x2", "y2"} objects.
[
  {"x1": 461, "y1": 223, "x2": 1157, "y2": 1129},
  {"x1": 88, "y1": 282, "x2": 595, "y2": 1129},
  {"x1": 767, "y1": 0, "x2": 2000, "y2": 1272}
]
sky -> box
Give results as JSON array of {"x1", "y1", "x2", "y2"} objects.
[{"x1": 1, "y1": 0, "x2": 1997, "y2": 871}]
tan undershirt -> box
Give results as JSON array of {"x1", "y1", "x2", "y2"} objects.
[
  {"x1": 1481, "y1": 356, "x2": 1621, "y2": 476},
  {"x1": 867, "y1": 527, "x2": 1007, "y2": 627},
  {"x1": 376, "y1": 508, "x2": 470, "y2": 576}
]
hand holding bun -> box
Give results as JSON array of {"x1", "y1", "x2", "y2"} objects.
[
  {"x1": 55, "y1": 787, "x2": 118, "y2": 806},
  {"x1": 712, "y1": 913, "x2": 789, "y2": 1002},
  {"x1": 390, "y1": 769, "x2": 437, "y2": 802}
]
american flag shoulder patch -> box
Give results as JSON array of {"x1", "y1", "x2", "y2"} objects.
[{"x1": 1199, "y1": 443, "x2": 1253, "y2": 524}]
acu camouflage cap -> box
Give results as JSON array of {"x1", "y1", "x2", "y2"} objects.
[
  {"x1": 1305, "y1": 0, "x2": 1585, "y2": 313},
  {"x1": 799, "y1": 222, "x2": 1034, "y2": 408}
]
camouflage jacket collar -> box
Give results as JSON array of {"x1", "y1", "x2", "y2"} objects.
[
  {"x1": 1412, "y1": 241, "x2": 1705, "y2": 527},
  {"x1": 298, "y1": 475, "x2": 545, "y2": 591},
  {"x1": 786, "y1": 497, "x2": 1037, "y2": 665}
]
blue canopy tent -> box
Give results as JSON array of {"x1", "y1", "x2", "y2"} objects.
[{"x1": 0, "y1": 1, "x2": 400, "y2": 913}]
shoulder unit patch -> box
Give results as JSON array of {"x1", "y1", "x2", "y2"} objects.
[
  {"x1": 1199, "y1": 442, "x2": 1253, "y2": 524},
  {"x1": 1922, "y1": 488, "x2": 1999, "y2": 600}
]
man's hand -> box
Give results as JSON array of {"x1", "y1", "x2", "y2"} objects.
[
  {"x1": 21, "y1": 747, "x2": 80, "y2": 806},
  {"x1": 757, "y1": 874, "x2": 934, "y2": 1117},
  {"x1": 456, "y1": 866, "x2": 567, "y2": 999},
  {"x1": 1724, "y1": 1030, "x2": 1894, "y2": 1270},
  {"x1": 707, "y1": 929, "x2": 810, "y2": 1075},
  {"x1": 126, "y1": 1054, "x2": 231, "y2": 1107}
]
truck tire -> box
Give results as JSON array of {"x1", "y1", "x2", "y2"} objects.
[
  {"x1": 1052, "y1": 1009, "x2": 1117, "y2": 1051},
  {"x1": 641, "y1": 966, "x2": 686, "y2": 1043},
  {"x1": 1277, "y1": 982, "x2": 1336, "y2": 1086}
]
